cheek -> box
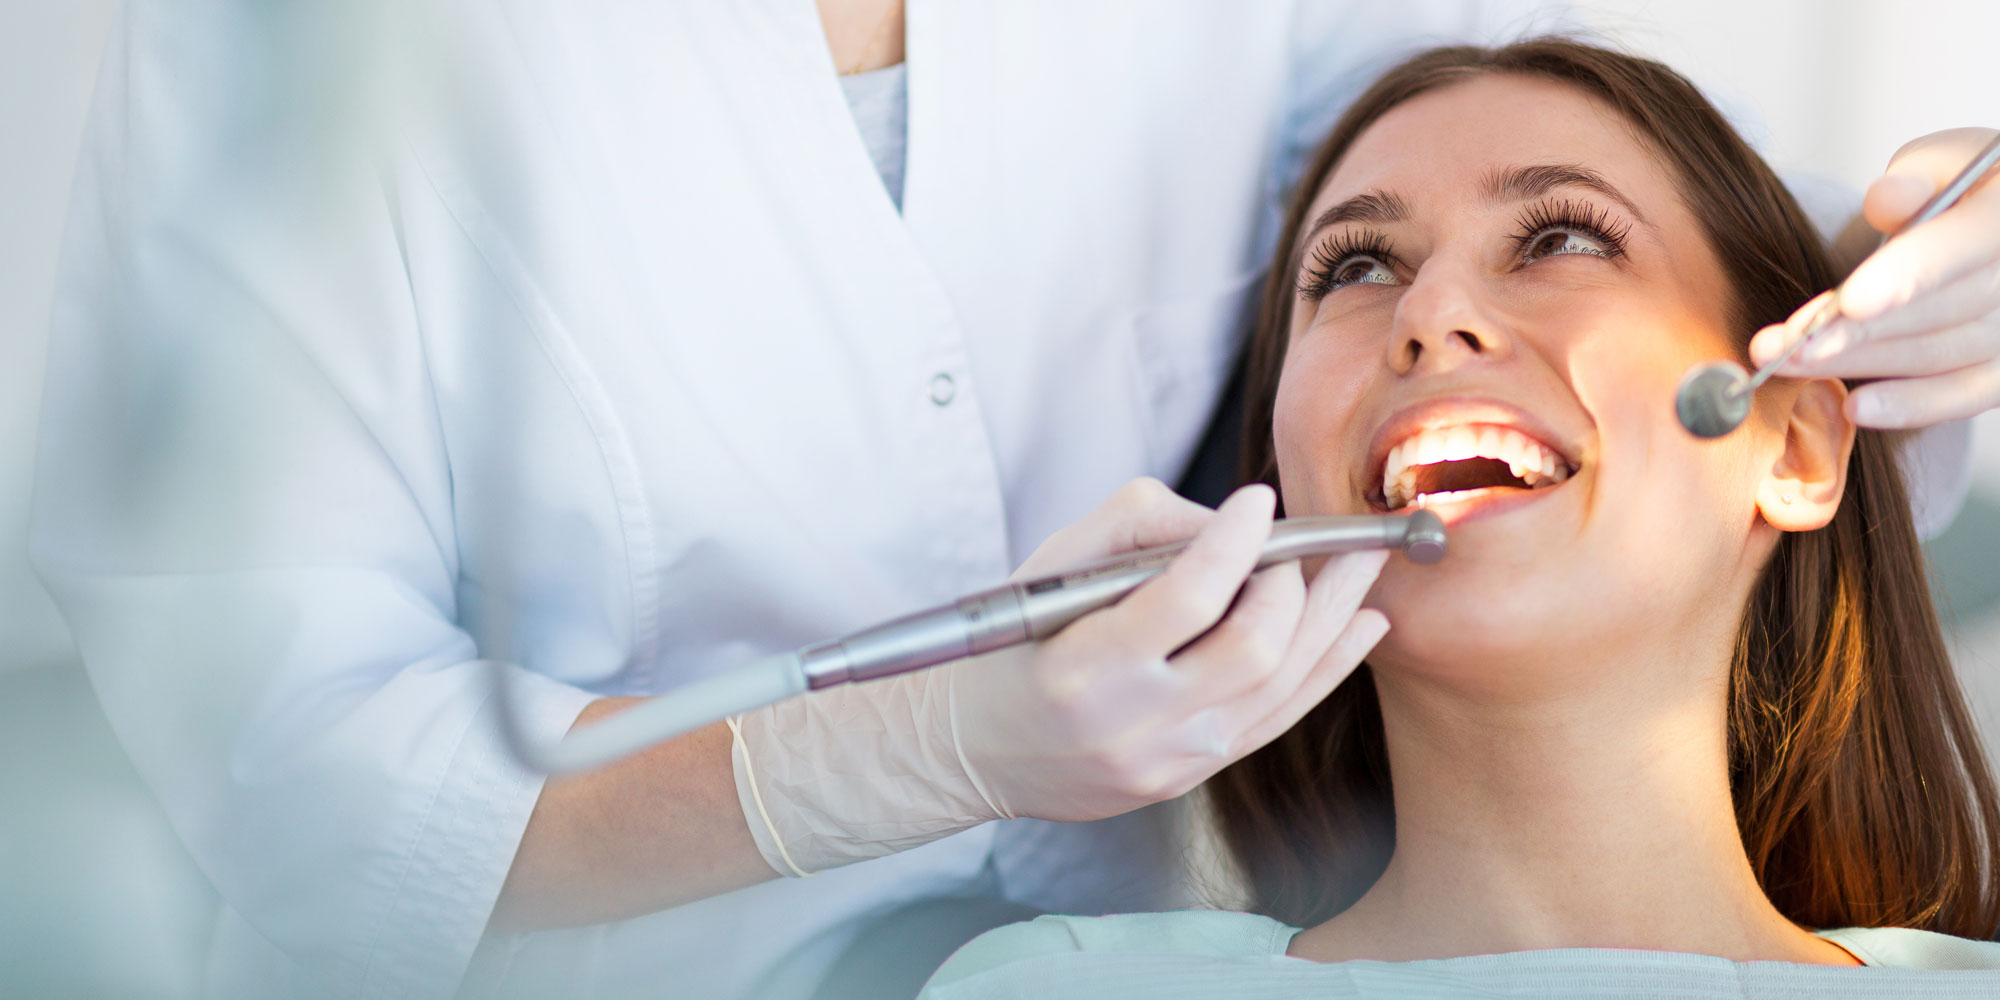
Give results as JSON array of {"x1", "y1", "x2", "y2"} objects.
[
  {"x1": 1571, "y1": 326, "x2": 1765, "y2": 602},
  {"x1": 1272, "y1": 329, "x2": 1379, "y2": 514}
]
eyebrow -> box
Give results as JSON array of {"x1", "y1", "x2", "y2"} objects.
[
  {"x1": 1480, "y1": 162, "x2": 1649, "y2": 224},
  {"x1": 1294, "y1": 161, "x2": 1651, "y2": 255},
  {"x1": 1304, "y1": 190, "x2": 1414, "y2": 234}
]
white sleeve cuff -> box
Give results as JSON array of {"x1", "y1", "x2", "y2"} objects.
[{"x1": 359, "y1": 664, "x2": 594, "y2": 998}]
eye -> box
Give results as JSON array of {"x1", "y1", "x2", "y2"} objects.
[
  {"x1": 1297, "y1": 231, "x2": 1402, "y2": 301},
  {"x1": 1330, "y1": 255, "x2": 1398, "y2": 288},
  {"x1": 1523, "y1": 227, "x2": 1614, "y2": 260},
  {"x1": 1509, "y1": 198, "x2": 1630, "y2": 265}
]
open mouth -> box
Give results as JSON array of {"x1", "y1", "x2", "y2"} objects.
[{"x1": 1375, "y1": 423, "x2": 1577, "y2": 512}]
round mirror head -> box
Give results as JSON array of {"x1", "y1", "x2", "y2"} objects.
[{"x1": 1675, "y1": 361, "x2": 1752, "y2": 439}]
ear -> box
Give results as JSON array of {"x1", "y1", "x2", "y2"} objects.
[{"x1": 1756, "y1": 378, "x2": 1856, "y2": 532}]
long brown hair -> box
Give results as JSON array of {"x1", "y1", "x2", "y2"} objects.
[{"x1": 1207, "y1": 38, "x2": 2000, "y2": 938}]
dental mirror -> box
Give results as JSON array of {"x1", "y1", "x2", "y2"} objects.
[
  {"x1": 1673, "y1": 132, "x2": 2000, "y2": 440},
  {"x1": 1674, "y1": 360, "x2": 1755, "y2": 440}
]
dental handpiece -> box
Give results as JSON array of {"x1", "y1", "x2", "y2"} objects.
[
  {"x1": 498, "y1": 510, "x2": 1445, "y2": 774},
  {"x1": 797, "y1": 509, "x2": 1446, "y2": 689}
]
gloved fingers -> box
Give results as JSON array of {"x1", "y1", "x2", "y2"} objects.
[
  {"x1": 1034, "y1": 559, "x2": 1299, "y2": 740},
  {"x1": 1827, "y1": 260, "x2": 1999, "y2": 344},
  {"x1": 1860, "y1": 170, "x2": 1938, "y2": 235},
  {"x1": 1286, "y1": 550, "x2": 1389, "y2": 673},
  {"x1": 1759, "y1": 264, "x2": 1993, "y2": 371},
  {"x1": 1089, "y1": 477, "x2": 1218, "y2": 559},
  {"x1": 1199, "y1": 550, "x2": 1385, "y2": 745},
  {"x1": 1748, "y1": 291, "x2": 1839, "y2": 370},
  {"x1": 1782, "y1": 312, "x2": 2000, "y2": 381},
  {"x1": 1166, "y1": 547, "x2": 1384, "y2": 715},
  {"x1": 1229, "y1": 608, "x2": 1391, "y2": 757},
  {"x1": 1860, "y1": 129, "x2": 2000, "y2": 235},
  {"x1": 1838, "y1": 161, "x2": 2000, "y2": 323},
  {"x1": 1092, "y1": 483, "x2": 1275, "y2": 660},
  {"x1": 1012, "y1": 476, "x2": 1213, "y2": 580},
  {"x1": 1860, "y1": 134, "x2": 1997, "y2": 248},
  {"x1": 1137, "y1": 602, "x2": 1390, "y2": 773},
  {"x1": 1767, "y1": 261, "x2": 2000, "y2": 378},
  {"x1": 1844, "y1": 358, "x2": 2000, "y2": 428},
  {"x1": 1156, "y1": 560, "x2": 1306, "y2": 707}
]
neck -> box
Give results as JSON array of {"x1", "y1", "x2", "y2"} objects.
[
  {"x1": 1289, "y1": 628, "x2": 1855, "y2": 966},
  {"x1": 817, "y1": 0, "x2": 905, "y2": 76}
]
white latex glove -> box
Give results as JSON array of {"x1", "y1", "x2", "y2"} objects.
[
  {"x1": 950, "y1": 482, "x2": 1390, "y2": 822},
  {"x1": 730, "y1": 479, "x2": 1390, "y2": 875},
  {"x1": 1752, "y1": 127, "x2": 2000, "y2": 427}
]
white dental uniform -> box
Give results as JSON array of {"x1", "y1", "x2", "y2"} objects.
[{"x1": 30, "y1": 2, "x2": 1967, "y2": 1000}]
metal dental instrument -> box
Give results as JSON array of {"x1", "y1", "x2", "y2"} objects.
[
  {"x1": 1676, "y1": 133, "x2": 2000, "y2": 439},
  {"x1": 494, "y1": 510, "x2": 1446, "y2": 774}
]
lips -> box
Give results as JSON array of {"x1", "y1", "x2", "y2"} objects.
[{"x1": 1363, "y1": 400, "x2": 1582, "y2": 513}]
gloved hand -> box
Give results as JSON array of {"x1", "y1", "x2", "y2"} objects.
[
  {"x1": 1752, "y1": 127, "x2": 2000, "y2": 427},
  {"x1": 730, "y1": 479, "x2": 1390, "y2": 875}
]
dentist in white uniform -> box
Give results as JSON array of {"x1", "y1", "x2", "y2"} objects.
[{"x1": 31, "y1": 1, "x2": 1998, "y2": 998}]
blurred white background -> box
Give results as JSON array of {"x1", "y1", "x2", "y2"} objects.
[{"x1": 2, "y1": 2, "x2": 1997, "y2": 995}]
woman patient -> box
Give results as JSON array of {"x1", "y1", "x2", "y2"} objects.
[{"x1": 921, "y1": 38, "x2": 2000, "y2": 996}]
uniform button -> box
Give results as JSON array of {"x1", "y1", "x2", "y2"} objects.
[{"x1": 929, "y1": 372, "x2": 957, "y2": 406}]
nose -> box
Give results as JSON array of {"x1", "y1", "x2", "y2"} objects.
[{"x1": 1386, "y1": 257, "x2": 1514, "y2": 376}]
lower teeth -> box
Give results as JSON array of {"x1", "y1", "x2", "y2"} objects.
[{"x1": 1413, "y1": 488, "x2": 1499, "y2": 507}]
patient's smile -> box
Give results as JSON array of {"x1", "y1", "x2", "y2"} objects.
[
  {"x1": 1378, "y1": 422, "x2": 1574, "y2": 510},
  {"x1": 1361, "y1": 397, "x2": 1584, "y2": 521}
]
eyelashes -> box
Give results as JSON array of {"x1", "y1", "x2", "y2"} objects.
[
  {"x1": 1508, "y1": 198, "x2": 1631, "y2": 260},
  {"x1": 1296, "y1": 197, "x2": 1633, "y2": 302},
  {"x1": 1296, "y1": 231, "x2": 1397, "y2": 301}
]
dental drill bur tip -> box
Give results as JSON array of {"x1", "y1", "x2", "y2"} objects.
[
  {"x1": 1675, "y1": 361, "x2": 1753, "y2": 439},
  {"x1": 1401, "y1": 509, "x2": 1447, "y2": 564}
]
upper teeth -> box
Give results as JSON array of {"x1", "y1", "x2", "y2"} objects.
[{"x1": 1382, "y1": 424, "x2": 1571, "y2": 510}]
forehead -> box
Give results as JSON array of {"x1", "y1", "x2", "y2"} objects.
[{"x1": 1310, "y1": 73, "x2": 1679, "y2": 219}]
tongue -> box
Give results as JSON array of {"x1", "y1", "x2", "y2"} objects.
[{"x1": 1414, "y1": 457, "x2": 1528, "y2": 496}]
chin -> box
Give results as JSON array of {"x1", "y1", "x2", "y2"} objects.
[
  {"x1": 1362, "y1": 537, "x2": 1614, "y2": 688},
  {"x1": 1354, "y1": 455, "x2": 1607, "y2": 676},
  {"x1": 1368, "y1": 564, "x2": 1568, "y2": 680}
]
